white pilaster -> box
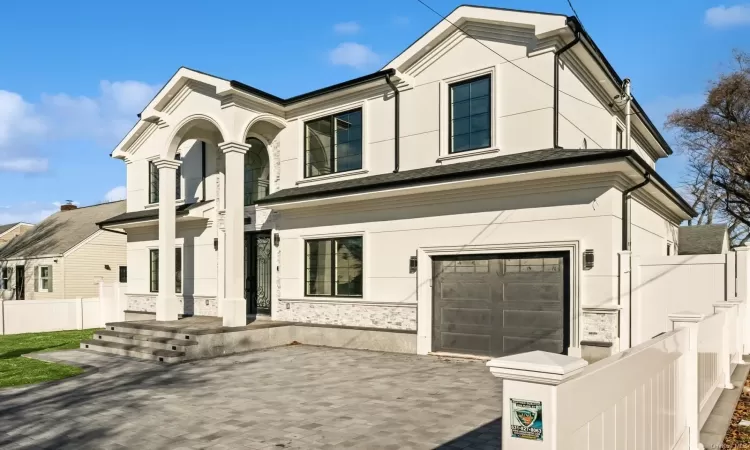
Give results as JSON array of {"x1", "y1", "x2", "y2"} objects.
[
  {"x1": 220, "y1": 141, "x2": 249, "y2": 327},
  {"x1": 154, "y1": 158, "x2": 181, "y2": 321}
]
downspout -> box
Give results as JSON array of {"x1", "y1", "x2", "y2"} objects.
[
  {"x1": 622, "y1": 173, "x2": 651, "y2": 251},
  {"x1": 201, "y1": 141, "x2": 207, "y2": 201},
  {"x1": 623, "y1": 78, "x2": 632, "y2": 149},
  {"x1": 553, "y1": 20, "x2": 581, "y2": 149},
  {"x1": 385, "y1": 73, "x2": 400, "y2": 173}
]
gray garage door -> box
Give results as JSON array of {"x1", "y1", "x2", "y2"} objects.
[{"x1": 432, "y1": 253, "x2": 568, "y2": 358}]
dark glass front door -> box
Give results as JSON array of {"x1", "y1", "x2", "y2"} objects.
[{"x1": 244, "y1": 231, "x2": 272, "y2": 315}]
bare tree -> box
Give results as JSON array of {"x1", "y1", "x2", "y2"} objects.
[{"x1": 668, "y1": 50, "x2": 750, "y2": 246}]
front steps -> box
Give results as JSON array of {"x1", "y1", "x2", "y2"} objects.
[{"x1": 81, "y1": 328, "x2": 198, "y2": 363}]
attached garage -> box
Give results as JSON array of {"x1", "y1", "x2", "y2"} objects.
[{"x1": 431, "y1": 252, "x2": 570, "y2": 357}]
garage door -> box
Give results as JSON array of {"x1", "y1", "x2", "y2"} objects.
[{"x1": 432, "y1": 252, "x2": 569, "y2": 358}]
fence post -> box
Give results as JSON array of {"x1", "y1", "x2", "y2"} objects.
[
  {"x1": 736, "y1": 244, "x2": 750, "y2": 302},
  {"x1": 715, "y1": 302, "x2": 740, "y2": 385},
  {"x1": 669, "y1": 312, "x2": 704, "y2": 450},
  {"x1": 75, "y1": 297, "x2": 84, "y2": 330},
  {"x1": 486, "y1": 351, "x2": 588, "y2": 449},
  {"x1": 618, "y1": 251, "x2": 632, "y2": 350}
]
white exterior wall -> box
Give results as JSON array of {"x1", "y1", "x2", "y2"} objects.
[{"x1": 629, "y1": 197, "x2": 680, "y2": 256}]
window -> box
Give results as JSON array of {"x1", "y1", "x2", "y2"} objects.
[
  {"x1": 450, "y1": 75, "x2": 491, "y2": 153},
  {"x1": 149, "y1": 161, "x2": 159, "y2": 204},
  {"x1": 175, "y1": 248, "x2": 182, "y2": 294},
  {"x1": 37, "y1": 265, "x2": 52, "y2": 292},
  {"x1": 305, "y1": 236, "x2": 363, "y2": 297},
  {"x1": 149, "y1": 249, "x2": 182, "y2": 293},
  {"x1": 616, "y1": 126, "x2": 624, "y2": 149},
  {"x1": 304, "y1": 109, "x2": 362, "y2": 178},
  {"x1": 244, "y1": 138, "x2": 270, "y2": 205},
  {"x1": 0, "y1": 267, "x2": 9, "y2": 290},
  {"x1": 175, "y1": 153, "x2": 182, "y2": 200},
  {"x1": 149, "y1": 249, "x2": 159, "y2": 292},
  {"x1": 119, "y1": 266, "x2": 127, "y2": 283},
  {"x1": 667, "y1": 242, "x2": 672, "y2": 256}
]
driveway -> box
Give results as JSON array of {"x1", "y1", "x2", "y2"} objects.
[{"x1": 0, "y1": 345, "x2": 502, "y2": 449}]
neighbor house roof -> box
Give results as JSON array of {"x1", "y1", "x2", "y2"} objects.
[
  {"x1": 255, "y1": 148, "x2": 695, "y2": 216},
  {"x1": 0, "y1": 201, "x2": 127, "y2": 259},
  {"x1": 96, "y1": 201, "x2": 212, "y2": 227},
  {"x1": 0, "y1": 223, "x2": 20, "y2": 236},
  {"x1": 679, "y1": 225, "x2": 729, "y2": 255}
]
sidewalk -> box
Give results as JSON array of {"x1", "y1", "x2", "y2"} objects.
[{"x1": 701, "y1": 358, "x2": 750, "y2": 449}]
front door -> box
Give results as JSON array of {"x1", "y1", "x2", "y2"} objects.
[
  {"x1": 15, "y1": 266, "x2": 24, "y2": 300},
  {"x1": 244, "y1": 231, "x2": 272, "y2": 315}
]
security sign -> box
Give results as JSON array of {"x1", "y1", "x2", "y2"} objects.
[{"x1": 510, "y1": 398, "x2": 543, "y2": 441}]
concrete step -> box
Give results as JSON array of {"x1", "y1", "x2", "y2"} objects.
[
  {"x1": 93, "y1": 329, "x2": 198, "y2": 352},
  {"x1": 80, "y1": 339, "x2": 185, "y2": 364}
]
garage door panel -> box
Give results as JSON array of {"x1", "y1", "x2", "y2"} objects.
[{"x1": 433, "y1": 252, "x2": 568, "y2": 358}]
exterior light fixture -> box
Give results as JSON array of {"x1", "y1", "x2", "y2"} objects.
[
  {"x1": 583, "y1": 249, "x2": 595, "y2": 270},
  {"x1": 409, "y1": 256, "x2": 418, "y2": 274}
]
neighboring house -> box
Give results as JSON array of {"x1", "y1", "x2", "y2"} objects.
[
  {"x1": 0, "y1": 223, "x2": 33, "y2": 247},
  {"x1": 678, "y1": 224, "x2": 730, "y2": 255},
  {"x1": 99, "y1": 6, "x2": 694, "y2": 359},
  {"x1": 0, "y1": 201, "x2": 126, "y2": 300}
]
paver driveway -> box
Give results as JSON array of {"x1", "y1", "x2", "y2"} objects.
[{"x1": 0, "y1": 345, "x2": 502, "y2": 449}]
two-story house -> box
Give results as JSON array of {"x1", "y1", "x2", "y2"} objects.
[{"x1": 98, "y1": 6, "x2": 694, "y2": 359}]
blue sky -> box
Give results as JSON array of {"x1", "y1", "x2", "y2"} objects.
[{"x1": 1, "y1": 0, "x2": 749, "y2": 223}]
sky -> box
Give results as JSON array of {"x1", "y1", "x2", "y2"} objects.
[{"x1": 0, "y1": 0, "x2": 749, "y2": 224}]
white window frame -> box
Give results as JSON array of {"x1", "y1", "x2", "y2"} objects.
[
  {"x1": 296, "y1": 101, "x2": 369, "y2": 185},
  {"x1": 38, "y1": 265, "x2": 51, "y2": 293},
  {"x1": 438, "y1": 65, "x2": 499, "y2": 162},
  {"x1": 614, "y1": 121, "x2": 625, "y2": 149},
  {"x1": 0, "y1": 267, "x2": 9, "y2": 290}
]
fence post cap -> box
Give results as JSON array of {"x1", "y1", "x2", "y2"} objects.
[
  {"x1": 486, "y1": 351, "x2": 588, "y2": 384},
  {"x1": 668, "y1": 311, "x2": 704, "y2": 323},
  {"x1": 735, "y1": 244, "x2": 750, "y2": 252},
  {"x1": 713, "y1": 302, "x2": 738, "y2": 309}
]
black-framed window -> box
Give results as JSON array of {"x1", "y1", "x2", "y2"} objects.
[
  {"x1": 119, "y1": 266, "x2": 127, "y2": 283},
  {"x1": 305, "y1": 236, "x2": 363, "y2": 297},
  {"x1": 0, "y1": 267, "x2": 9, "y2": 290},
  {"x1": 149, "y1": 249, "x2": 159, "y2": 292},
  {"x1": 450, "y1": 75, "x2": 491, "y2": 153},
  {"x1": 149, "y1": 161, "x2": 159, "y2": 204},
  {"x1": 304, "y1": 109, "x2": 362, "y2": 178},
  {"x1": 175, "y1": 248, "x2": 182, "y2": 294},
  {"x1": 175, "y1": 153, "x2": 182, "y2": 200},
  {"x1": 616, "y1": 126, "x2": 624, "y2": 149}
]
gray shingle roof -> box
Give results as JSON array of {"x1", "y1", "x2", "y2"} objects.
[
  {"x1": 0, "y1": 201, "x2": 126, "y2": 259},
  {"x1": 0, "y1": 223, "x2": 20, "y2": 236},
  {"x1": 679, "y1": 225, "x2": 728, "y2": 255},
  {"x1": 256, "y1": 148, "x2": 631, "y2": 204},
  {"x1": 97, "y1": 201, "x2": 212, "y2": 227}
]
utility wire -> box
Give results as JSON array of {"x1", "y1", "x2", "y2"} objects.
[{"x1": 413, "y1": 0, "x2": 606, "y2": 110}]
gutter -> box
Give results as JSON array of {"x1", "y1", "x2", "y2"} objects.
[
  {"x1": 98, "y1": 225, "x2": 128, "y2": 236},
  {"x1": 621, "y1": 173, "x2": 651, "y2": 251},
  {"x1": 553, "y1": 18, "x2": 581, "y2": 149},
  {"x1": 385, "y1": 73, "x2": 401, "y2": 173}
]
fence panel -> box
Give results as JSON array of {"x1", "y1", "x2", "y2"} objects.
[
  {"x1": 2, "y1": 299, "x2": 80, "y2": 334},
  {"x1": 81, "y1": 298, "x2": 101, "y2": 329},
  {"x1": 696, "y1": 313, "x2": 725, "y2": 427}
]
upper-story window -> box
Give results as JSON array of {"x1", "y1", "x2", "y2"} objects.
[
  {"x1": 450, "y1": 75, "x2": 491, "y2": 153},
  {"x1": 615, "y1": 125, "x2": 624, "y2": 149},
  {"x1": 244, "y1": 137, "x2": 270, "y2": 205},
  {"x1": 175, "y1": 153, "x2": 182, "y2": 199},
  {"x1": 304, "y1": 109, "x2": 362, "y2": 178},
  {"x1": 149, "y1": 161, "x2": 159, "y2": 204}
]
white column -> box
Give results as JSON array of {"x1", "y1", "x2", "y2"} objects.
[
  {"x1": 219, "y1": 141, "x2": 249, "y2": 327},
  {"x1": 154, "y1": 158, "x2": 181, "y2": 321},
  {"x1": 669, "y1": 312, "x2": 705, "y2": 450}
]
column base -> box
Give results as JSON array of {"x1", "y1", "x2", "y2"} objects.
[
  {"x1": 156, "y1": 296, "x2": 180, "y2": 321},
  {"x1": 221, "y1": 298, "x2": 247, "y2": 327}
]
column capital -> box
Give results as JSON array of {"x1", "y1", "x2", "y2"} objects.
[
  {"x1": 219, "y1": 141, "x2": 250, "y2": 155},
  {"x1": 153, "y1": 159, "x2": 182, "y2": 170}
]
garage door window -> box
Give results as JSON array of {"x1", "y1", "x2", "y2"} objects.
[{"x1": 305, "y1": 237, "x2": 363, "y2": 297}]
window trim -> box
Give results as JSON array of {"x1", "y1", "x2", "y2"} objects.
[
  {"x1": 175, "y1": 247, "x2": 183, "y2": 294},
  {"x1": 149, "y1": 249, "x2": 159, "y2": 293},
  {"x1": 448, "y1": 74, "x2": 492, "y2": 154},
  {"x1": 38, "y1": 265, "x2": 51, "y2": 293},
  {"x1": 301, "y1": 105, "x2": 366, "y2": 180},
  {"x1": 148, "y1": 160, "x2": 160, "y2": 204},
  {"x1": 303, "y1": 235, "x2": 364, "y2": 298},
  {"x1": 0, "y1": 267, "x2": 9, "y2": 290},
  {"x1": 615, "y1": 124, "x2": 624, "y2": 149}
]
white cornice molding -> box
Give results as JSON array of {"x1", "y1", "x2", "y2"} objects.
[
  {"x1": 219, "y1": 141, "x2": 250, "y2": 155},
  {"x1": 153, "y1": 159, "x2": 182, "y2": 170}
]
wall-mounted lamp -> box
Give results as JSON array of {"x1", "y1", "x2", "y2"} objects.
[
  {"x1": 104, "y1": 265, "x2": 111, "y2": 270},
  {"x1": 274, "y1": 233, "x2": 280, "y2": 247},
  {"x1": 583, "y1": 249, "x2": 595, "y2": 270},
  {"x1": 409, "y1": 256, "x2": 418, "y2": 274}
]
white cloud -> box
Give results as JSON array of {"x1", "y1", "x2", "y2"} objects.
[
  {"x1": 329, "y1": 43, "x2": 380, "y2": 70},
  {"x1": 0, "y1": 158, "x2": 49, "y2": 173},
  {"x1": 104, "y1": 185, "x2": 127, "y2": 202},
  {"x1": 0, "y1": 80, "x2": 158, "y2": 173},
  {"x1": 705, "y1": 4, "x2": 750, "y2": 28},
  {"x1": 333, "y1": 21, "x2": 361, "y2": 34},
  {"x1": 0, "y1": 202, "x2": 60, "y2": 225}
]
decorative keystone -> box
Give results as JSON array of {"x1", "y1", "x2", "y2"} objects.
[{"x1": 486, "y1": 350, "x2": 588, "y2": 385}]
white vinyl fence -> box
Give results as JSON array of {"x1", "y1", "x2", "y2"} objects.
[
  {"x1": 489, "y1": 300, "x2": 746, "y2": 450},
  {"x1": 0, "y1": 282, "x2": 126, "y2": 335}
]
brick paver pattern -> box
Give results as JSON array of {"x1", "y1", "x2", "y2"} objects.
[{"x1": 0, "y1": 345, "x2": 502, "y2": 449}]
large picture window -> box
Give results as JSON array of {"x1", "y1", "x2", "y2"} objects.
[
  {"x1": 305, "y1": 237, "x2": 363, "y2": 297},
  {"x1": 450, "y1": 75, "x2": 491, "y2": 153},
  {"x1": 149, "y1": 161, "x2": 159, "y2": 204},
  {"x1": 304, "y1": 109, "x2": 362, "y2": 178}
]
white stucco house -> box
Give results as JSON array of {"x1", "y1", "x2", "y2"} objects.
[{"x1": 98, "y1": 6, "x2": 694, "y2": 359}]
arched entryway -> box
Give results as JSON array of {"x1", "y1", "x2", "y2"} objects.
[{"x1": 244, "y1": 137, "x2": 270, "y2": 205}]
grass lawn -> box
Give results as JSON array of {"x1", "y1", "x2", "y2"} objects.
[{"x1": 0, "y1": 329, "x2": 95, "y2": 388}]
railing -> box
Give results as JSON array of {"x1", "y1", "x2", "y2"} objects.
[{"x1": 489, "y1": 300, "x2": 747, "y2": 450}]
